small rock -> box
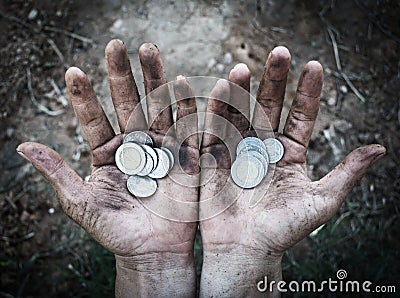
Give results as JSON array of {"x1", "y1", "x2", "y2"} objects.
[
  {"x1": 20, "y1": 210, "x2": 30, "y2": 222},
  {"x1": 28, "y1": 9, "x2": 38, "y2": 20},
  {"x1": 207, "y1": 58, "x2": 217, "y2": 69},
  {"x1": 48, "y1": 208, "x2": 55, "y2": 215},
  {"x1": 112, "y1": 19, "x2": 123, "y2": 30},
  {"x1": 327, "y1": 96, "x2": 336, "y2": 106},
  {"x1": 223, "y1": 52, "x2": 233, "y2": 64},
  {"x1": 339, "y1": 85, "x2": 348, "y2": 93},
  {"x1": 6, "y1": 127, "x2": 14, "y2": 138},
  {"x1": 216, "y1": 63, "x2": 224, "y2": 73},
  {"x1": 327, "y1": 89, "x2": 337, "y2": 106},
  {"x1": 325, "y1": 68, "x2": 332, "y2": 75}
]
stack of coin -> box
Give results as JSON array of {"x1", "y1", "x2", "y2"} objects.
[
  {"x1": 115, "y1": 131, "x2": 174, "y2": 198},
  {"x1": 231, "y1": 137, "x2": 284, "y2": 188}
]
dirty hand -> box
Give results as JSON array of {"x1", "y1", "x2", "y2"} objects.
[
  {"x1": 199, "y1": 47, "x2": 385, "y2": 297},
  {"x1": 17, "y1": 40, "x2": 199, "y2": 297}
]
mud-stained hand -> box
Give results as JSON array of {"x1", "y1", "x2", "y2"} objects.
[
  {"x1": 199, "y1": 47, "x2": 386, "y2": 297},
  {"x1": 17, "y1": 40, "x2": 199, "y2": 298}
]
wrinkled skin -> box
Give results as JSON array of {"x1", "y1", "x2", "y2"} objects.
[
  {"x1": 17, "y1": 40, "x2": 385, "y2": 297},
  {"x1": 199, "y1": 47, "x2": 385, "y2": 297},
  {"x1": 17, "y1": 40, "x2": 199, "y2": 297}
]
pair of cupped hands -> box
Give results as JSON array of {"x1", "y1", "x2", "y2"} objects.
[{"x1": 17, "y1": 39, "x2": 385, "y2": 297}]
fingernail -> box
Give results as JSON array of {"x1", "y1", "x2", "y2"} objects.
[
  {"x1": 139, "y1": 43, "x2": 159, "y2": 59},
  {"x1": 370, "y1": 145, "x2": 386, "y2": 163},
  {"x1": 271, "y1": 46, "x2": 290, "y2": 60},
  {"x1": 297, "y1": 61, "x2": 323, "y2": 97},
  {"x1": 16, "y1": 144, "x2": 29, "y2": 161},
  {"x1": 230, "y1": 63, "x2": 250, "y2": 76}
]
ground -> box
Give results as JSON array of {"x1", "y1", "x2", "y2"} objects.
[{"x1": 1, "y1": 0, "x2": 399, "y2": 297}]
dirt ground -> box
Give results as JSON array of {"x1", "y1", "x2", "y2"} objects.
[{"x1": 1, "y1": 0, "x2": 399, "y2": 297}]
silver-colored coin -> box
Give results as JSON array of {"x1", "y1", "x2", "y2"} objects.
[
  {"x1": 137, "y1": 152, "x2": 154, "y2": 176},
  {"x1": 148, "y1": 148, "x2": 170, "y2": 179},
  {"x1": 231, "y1": 153, "x2": 265, "y2": 188},
  {"x1": 115, "y1": 143, "x2": 146, "y2": 175},
  {"x1": 127, "y1": 175, "x2": 157, "y2": 198},
  {"x1": 161, "y1": 147, "x2": 174, "y2": 170},
  {"x1": 141, "y1": 144, "x2": 158, "y2": 170},
  {"x1": 124, "y1": 131, "x2": 153, "y2": 146},
  {"x1": 236, "y1": 142, "x2": 270, "y2": 165},
  {"x1": 263, "y1": 138, "x2": 284, "y2": 163},
  {"x1": 247, "y1": 150, "x2": 268, "y2": 177},
  {"x1": 236, "y1": 137, "x2": 266, "y2": 156}
]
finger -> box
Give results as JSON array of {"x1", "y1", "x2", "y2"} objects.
[
  {"x1": 174, "y1": 75, "x2": 198, "y2": 148},
  {"x1": 66, "y1": 67, "x2": 115, "y2": 150},
  {"x1": 226, "y1": 63, "x2": 251, "y2": 135},
  {"x1": 201, "y1": 79, "x2": 230, "y2": 148},
  {"x1": 139, "y1": 43, "x2": 173, "y2": 134},
  {"x1": 283, "y1": 61, "x2": 323, "y2": 147},
  {"x1": 318, "y1": 144, "x2": 386, "y2": 212},
  {"x1": 105, "y1": 39, "x2": 146, "y2": 132},
  {"x1": 16, "y1": 142, "x2": 85, "y2": 210},
  {"x1": 253, "y1": 46, "x2": 291, "y2": 131}
]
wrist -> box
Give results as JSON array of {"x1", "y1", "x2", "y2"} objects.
[
  {"x1": 115, "y1": 252, "x2": 196, "y2": 297},
  {"x1": 200, "y1": 244, "x2": 283, "y2": 297}
]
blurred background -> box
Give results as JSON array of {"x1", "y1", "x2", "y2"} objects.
[{"x1": 0, "y1": 0, "x2": 399, "y2": 297}]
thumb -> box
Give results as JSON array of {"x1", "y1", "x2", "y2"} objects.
[
  {"x1": 318, "y1": 144, "x2": 386, "y2": 207},
  {"x1": 17, "y1": 142, "x2": 85, "y2": 213}
]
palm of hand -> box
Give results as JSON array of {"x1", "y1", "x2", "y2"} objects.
[
  {"x1": 199, "y1": 48, "x2": 384, "y2": 261},
  {"x1": 80, "y1": 157, "x2": 197, "y2": 257},
  {"x1": 201, "y1": 143, "x2": 325, "y2": 258},
  {"x1": 18, "y1": 40, "x2": 199, "y2": 259}
]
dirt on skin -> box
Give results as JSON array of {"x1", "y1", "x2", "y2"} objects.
[{"x1": 1, "y1": 0, "x2": 399, "y2": 296}]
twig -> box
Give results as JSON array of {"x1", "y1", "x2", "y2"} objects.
[
  {"x1": 251, "y1": 19, "x2": 288, "y2": 36},
  {"x1": 271, "y1": 27, "x2": 287, "y2": 33},
  {"x1": 319, "y1": 0, "x2": 337, "y2": 17},
  {"x1": 4, "y1": 196, "x2": 17, "y2": 210},
  {"x1": 335, "y1": 77, "x2": 343, "y2": 112},
  {"x1": 72, "y1": 143, "x2": 90, "y2": 161},
  {"x1": 0, "y1": 10, "x2": 75, "y2": 69},
  {"x1": 326, "y1": 27, "x2": 366, "y2": 103},
  {"x1": 26, "y1": 68, "x2": 65, "y2": 116},
  {"x1": 1, "y1": 232, "x2": 35, "y2": 242},
  {"x1": 353, "y1": 0, "x2": 400, "y2": 43},
  {"x1": 44, "y1": 36, "x2": 69, "y2": 68},
  {"x1": 43, "y1": 25, "x2": 94, "y2": 44},
  {"x1": 50, "y1": 79, "x2": 68, "y2": 106},
  {"x1": 0, "y1": 10, "x2": 30, "y2": 28},
  {"x1": 67, "y1": 263, "x2": 82, "y2": 277},
  {"x1": 328, "y1": 27, "x2": 342, "y2": 71},
  {"x1": 331, "y1": 70, "x2": 372, "y2": 82},
  {"x1": 0, "y1": 10, "x2": 93, "y2": 45}
]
